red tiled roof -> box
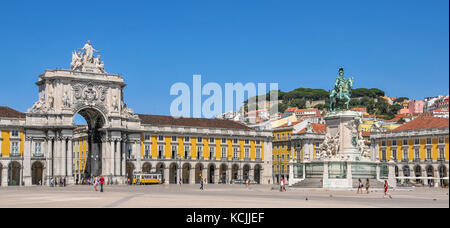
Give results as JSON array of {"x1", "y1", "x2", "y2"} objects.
[
  {"x1": 361, "y1": 131, "x2": 371, "y2": 137},
  {"x1": 310, "y1": 123, "x2": 326, "y2": 134},
  {"x1": 0, "y1": 106, "x2": 25, "y2": 118},
  {"x1": 138, "y1": 114, "x2": 253, "y2": 131},
  {"x1": 391, "y1": 116, "x2": 449, "y2": 132},
  {"x1": 276, "y1": 121, "x2": 302, "y2": 128}
]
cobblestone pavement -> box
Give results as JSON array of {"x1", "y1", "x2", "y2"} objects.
[{"x1": 0, "y1": 184, "x2": 448, "y2": 208}]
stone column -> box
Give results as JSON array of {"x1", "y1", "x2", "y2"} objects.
[
  {"x1": 376, "y1": 161, "x2": 380, "y2": 181},
  {"x1": 189, "y1": 166, "x2": 195, "y2": 184},
  {"x1": 67, "y1": 138, "x2": 73, "y2": 184},
  {"x1": 1, "y1": 165, "x2": 8, "y2": 187},
  {"x1": 61, "y1": 138, "x2": 67, "y2": 178},
  {"x1": 322, "y1": 160, "x2": 329, "y2": 188},
  {"x1": 288, "y1": 162, "x2": 294, "y2": 186},
  {"x1": 110, "y1": 140, "x2": 115, "y2": 177},
  {"x1": 101, "y1": 138, "x2": 107, "y2": 176},
  {"x1": 226, "y1": 166, "x2": 231, "y2": 184},
  {"x1": 23, "y1": 137, "x2": 32, "y2": 186},
  {"x1": 46, "y1": 138, "x2": 53, "y2": 184},
  {"x1": 121, "y1": 140, "x2": 126, "y2": 178},
  {"x1": 347, "y1": 161, "x2": 353, "y2": 188},
  {"x1": 388, "y1": 161, "x2": 397, "y2": 188},
  {"x1": 115, "y1": 140, "x2": 120, "y2": 177},
  {"x1": 163, "y1": 167, "x2": 170, "y2": 185},
  {"x1": 135, "y1": 141, "x2": 142, "y2": 173},
  {"x1": 214, "y1": 166, "x2": 219, "y2": 184}
]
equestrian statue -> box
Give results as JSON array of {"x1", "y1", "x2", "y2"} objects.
[{"x1": 329, "y1": 67, "x2": 354, "y2": 111}]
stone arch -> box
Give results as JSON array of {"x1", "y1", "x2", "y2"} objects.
[
  {"x1": 195, "y1": 163, "x2": 204, "y2": 184},
  {"x1": 142, "y1": 162, "x2": 151, "y2": 174},
  {"x1": 182, "y1": 163, "x2": 191, "y2": 184},
  {"x1": 402, "y1": 165, "x2": 410, "y2": 184},
  {"x1": 413, "y1": 165, "x2": 422, "y2": 184},
  {"x1": 438, "y1": 165, "x2": 448, "y2": 187},
  {"x1": 156, "y1": 162, "x2": 165, "y2": 183},
  {"x1": 73, "y1": 107, "x2": 107, "y2": 178},
  {"x1": 232, "y1": 164, "x2": 239, "y2": 181},
  {"x1": 219, "y1": 163, "x2": 227, "y2": 184},
  {"x1": 126, "y1": 162, "x2": 135, "y2": 184},
  {"x1": 426, "y1": 165, "x2": 435, "y2": 186},
  {"x1": 8, "y1": 161, "x2": 21, "y2": 186},
  {"x1": 243, "y1": 164, "x2": 251, "y2": 181},
  {"x1": 254, "y1": 164, "x2": 262, "y2": 184},
  {"x1": 169, "y1": 163, "x2": 178, "y2": 184},
  {"x1": 207, "y1": 163, "x2": 216, "y2": 184},
  {"x1": 31, "y1": 161, "x2": 44, "y2": 185}
]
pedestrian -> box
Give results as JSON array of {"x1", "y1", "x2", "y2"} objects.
[
  {"x1": 280, "y1": 178, "x2": 285, "y2": 192},
  {"x1": 94, "y1": 176, "x2": 98, "y2": 191},
  {"x1": 365, "y1": 179, "x2": 370, "y2": 194},
  {"x1": 200, "y1": 178, "x2": 204, "y2": 190},
  {"x1": 384, "y1": 180, "x2": 392, "y2": 199},
  {"x1": 50, "y1": 177, "x2": 54, "y2": 187},
  {"x1": 62, "y1": 177, "x2": 65, "y2": 187},
  {"x1": 357, "y1": 179, "x2": 363, "y2": 194},
  {"x1": 99, "y1": 175, "x2": 105, "y2": 192},
  {"x1": 179, "y1": 177, "x2": 182, "y2": 186},
  {"x1": 76, "y1": 177, "x2": 79, "y2": 185}
]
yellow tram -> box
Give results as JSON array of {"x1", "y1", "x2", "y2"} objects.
[{"x1": 132, "y1": 173, "x2": 163, "y2": 185}]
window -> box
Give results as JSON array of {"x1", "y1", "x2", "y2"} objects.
[
  {"x1": 403, "y1": 148, "x2": 408, "y2": 161},
  {"x1": 35, "y1": 142, "x2": 42, "y2": 155},
  {"x1": 256, "y1": 140, "x2": 260, "y2": 145},
  {"x1": 244, "y1": 148, "x2": 250, "y2": 159},
  {"x1": 426, "y1": 148, "x2": 432, "y2": 160},
  {"x1": 209, "y1": 147, "x2": 215, "y2": 159},
  {"x1": 221, "y1": 147, "x2": 227, "y2": 159},
  {"x1": 172, "y1": 136, "x2": 177, "y2": 142},
  {"x1": 414, "y1": 139, "x2": 420, "y2": 145},
  {"x1": 184, "y1": 146, "x2": 190, "y2": 158},
  {"x1": 426, "y1": 138, "x2": 432, "y2": 145},
  {"x1": 171, "y1": 146, "x2": 177, "y2": 159},
  {"x1": 11, "y1": 130, "x2": 19, "y2": 137},
  {"x1": 256, "y1": 148, "x2": 261, "y2": 159},
  {"x1": 210, "y1": 138, "x2": 215, "y2": 143},
  {"x1": 144, "y1": 134, "x2": 151, "y2": 141},
  {"x1": 144, "y1": 145, "x2": 150, "y2": 158},
  {"x1": 197, "y1": 146, "x2": 203, "y2": 159},
  {"x1": 233, "y1": 148, "x2": 239, "y2": 159},
  {"x1": 414, "y1": 149, "x2": 420, "y2": 160},
  {"x1": 381, "y1": 141, "x2": 386, "y2": 147},
  {"x1": 197, "y1": 137, "x2": 203, "y2": 142},
  {"x1": 158, "y1": 135, "x2": 164, "y2": 141},
  {"x1": 276, "y1": 155, "x2": 279, "y2": 161},
  {"x1": 245, "y1": 139, "x2": 249, "y2": 145},
  {"x1": 392, "y1": 149, "x2": 397, "y2": 160},
  {"x1": 439, "y1": 148, "x2": 445, "y2": 160},
  {"x1": 158, "y1": 145, "x2": 164, "y2": 159},
  {"x1": 287, "y1": 154, "x2": 290, "y2": 161},
  {"x1": 185, "y1": 136, "x2": 190, "y2": 142},
  {"x1": 403, "y1": 139, "x2": 408, "y2": 145},
  {"x1": 392, "y1": 140, "x2": 397, "y2": 146},
  {"x1": 438, "y1": 137, "x2": 444, "y2": 144},
  {"x1": 281, "y1": 154, "x2": 285, "y2": 161},
  {"x1": 11, "y1": 142, "x2": 19, "y2": 155},
  {"x1": 222, "y1": 138, "x2": 226, "y2": 143},
  {"x1": 233, "y1": 139, "x2": 238, "y2": 144}
]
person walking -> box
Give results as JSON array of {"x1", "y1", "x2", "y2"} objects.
[
  {"x1": 93, "y1": 176, "x2": 98, "y2": 191},
  {"x1": 50, "y1": 177, "x2": 54, "y2": 187},
  {"x1": 365, "y1": 179, "x2": 370, "y2": 194},
  {"x1": 99, "y1": 175, "x2": 105, "y2": 192},
  {"x1": 357, "y1": 179, "x2": 363, "y2": 194},
  {"x1": 384, "y1": 180, "x2": 392, "y2": 199},
  {"x1": 200, "y1": 178, "x2": 204, "y2": 190}
]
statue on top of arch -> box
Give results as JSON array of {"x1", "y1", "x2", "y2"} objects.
[{"x1": 71, "y1": 40, "x2": 106, "y2": 74}]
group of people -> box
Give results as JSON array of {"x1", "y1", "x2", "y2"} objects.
[
  {"x1": 357, "y1": 179, "x2": 392, "y2": 199},
  {"x1": 50, "y1": 177, "x2": 66, "y2": 187}
]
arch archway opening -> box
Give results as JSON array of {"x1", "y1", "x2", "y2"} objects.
[
  {"x1": 32, "y1": 161, "x2": 44, "y2": 185},
  {"x1": 73, "y1": 108, "x2": 106, "y2": 180},
  {"x1": 8, "y1": 161, "x2": 21, "y2": 186}
]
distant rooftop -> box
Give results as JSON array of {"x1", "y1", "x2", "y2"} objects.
[{"x1": 0, "y1": 106, "x2": 25, "y2": 118}]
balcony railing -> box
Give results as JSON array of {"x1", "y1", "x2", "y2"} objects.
[
  {"x1": 10, "y1": 153, "x2": 21, "y2": 158},
  {"x1": 32, "y1": 153, "x2": 44, "y2": 158}
]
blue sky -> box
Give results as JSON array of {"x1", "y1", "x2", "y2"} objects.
[{"x1": 0, "y1": 0, "x2": 448, "y2": 119}]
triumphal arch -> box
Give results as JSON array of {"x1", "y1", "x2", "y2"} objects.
[
  {"x1": 24, "y1": 41, "x2": 142, "y2": 185},
  {"x1": 16, "y1": 41, "x2": 273, "y2": 187}
]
